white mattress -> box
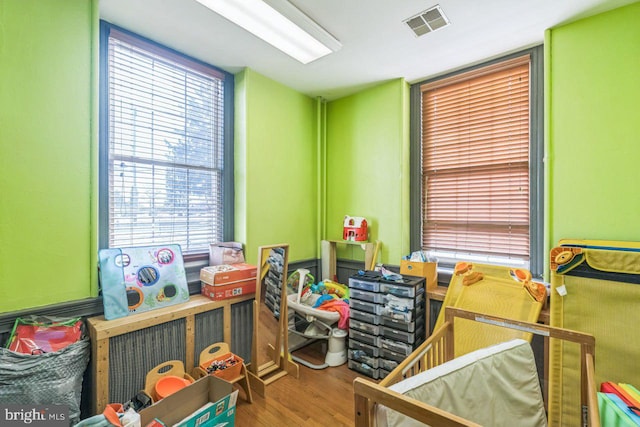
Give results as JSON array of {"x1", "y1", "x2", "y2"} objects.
[{"x1": 376, "y1": 338, "x2": 547, "y2": 427}]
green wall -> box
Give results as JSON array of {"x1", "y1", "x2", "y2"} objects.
[
  {"x1": 325, "y1": 79, "x2": 410, "y2": 264},
  {"x1": 545, "y1": 2, "x2": 640, "y2": 261},
  {"x1": 6, "y1": 0, "x2": 636, "y2": 313},
  {"x1": 234, "y1": 69, "x2": 318, "y2": 264},
  {"x1": 0, "y1": 0, "x2": 98, "y2": 312}
]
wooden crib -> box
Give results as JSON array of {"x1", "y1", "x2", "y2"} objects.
[{"x1": 353, "y1": 307, "x2": 599, "y2": 427}]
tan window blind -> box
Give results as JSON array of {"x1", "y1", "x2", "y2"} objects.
[{"x1": 421, "y1": 55, "x2": 530, "y2": 263}]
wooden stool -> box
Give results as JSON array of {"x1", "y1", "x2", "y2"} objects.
[{"x1": 192, "y1": 342, "x2": 253, "y2": 403}]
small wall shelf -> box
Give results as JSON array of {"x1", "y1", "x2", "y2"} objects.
[{"x1": 320, "y1": 239, "x2": 380, "y2": 281}]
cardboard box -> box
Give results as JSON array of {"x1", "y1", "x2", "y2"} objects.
[
  {"x1": 201, "y1": 278, "x2": 256, "y2": 301},
  {"x1": 140, "y1": 376, "x2": 235, "y2": 427},
  {"x1": 209, "y1": 241, "x2": 245, "y2": 266},
  {"x1": 400, "y1": 260, "x2": 438, "y2": 289},
  {"x1": 200, "y1": 263, "x2": 257, "y2": 286},
  {"x1": 174, "y1": 391, "x2": 238, "y2": 427}
]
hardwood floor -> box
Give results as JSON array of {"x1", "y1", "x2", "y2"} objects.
[
  {"x1": 236, "y1": 342, "x2": 364, "y2": 426},
  {"x1": 235, "y1": 303, "x2": 372, "y2": 426}
]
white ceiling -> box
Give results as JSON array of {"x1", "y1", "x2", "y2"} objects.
[{"x1": 100, "y1": 0, "x2": 636, "y2": 100}]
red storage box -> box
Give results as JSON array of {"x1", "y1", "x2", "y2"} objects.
[
  {"x1": 200, "y1": 263, "x2": 257, "y2": 286},
  {"x1": 201, "y1": 279, "x2": 255, "y2": 301}
]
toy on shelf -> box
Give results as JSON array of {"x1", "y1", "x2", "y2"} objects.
[{"x1": 343, "y1": 215, "x2": 368, "y2": 242}]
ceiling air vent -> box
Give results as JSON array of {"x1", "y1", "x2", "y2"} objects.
[{"x1": 404, "y1": 5, "x2": 450, "y2": 37}]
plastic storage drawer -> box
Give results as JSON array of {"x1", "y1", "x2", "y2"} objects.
[
  {"x1": 350, "y1": 339, "x2": 380, "y2": 357},
  {"x1": 348, "y1": 349, "x2": 380, "y2": 368},
  {"x1": 382, "y1": 293, "x2": 423, "y2": 310},
  {"x1": 379, "y1": 358, "x2": 399, "y2": 371},
  {"x1": 350, "y1": 309, "x2": 380, "y2": 325},
  {"x1": 349, "y1": 329, "x2": 380, "y2": 347},
  {"x1": 383, "y1": 274, "x2": 424, "y2": 286},
  {"x1": 382, "y1": 300, "x2": 426, "y2": 322},
  {"x1": 265, "y1": 280, "x2": 279, "y2": 297},
  {"x1": 381, "y1": 306, "x2": 415, "y2": 322},
  {"x1": 350, "y1": 298, "x2": 383, "y2": 315},
  {"x1": 381, "y1": 326, "x2": 418, "y2": 344},
  {"x1": 381, "y1": 316, "x2": 416, "y2": 332},
  {"x1": 379, "y1": 281, "x2": 424, "y2": 298},
  {"x1": 381, "y1": 347, "x2": 407, "y2": 363},
  {"x1": 350, "y1": 288, "x2": 384, "y2": 303},
  {"x1": 379, "y1": 368, "x2": 391, "y2": 379},
  {"x1": 350, "y1": 319, "x2": 381, "y2": 336},
  {"x1": 265, "y1": 297, "x2": 279, "y2": 315},
  {"x1": 348, "y1": 277, "x2": 380, "y2": 293},
  {"x1": 380, "y1": 338, "x2": 413, "y2": 356},
  {"x1": 348, "y1": 359, "x2": 380, "y2": 379}
]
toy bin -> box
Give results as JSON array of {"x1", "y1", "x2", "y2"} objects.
[
  {"x1": 200, "y1": 352, "x2": 244, "y2": 382},
  {"x1": 192, "y1": 342, "x2": 253, "y2": 403},
  {"x1": 400, "y1": 260, "x2": 438, "y2": 289}
]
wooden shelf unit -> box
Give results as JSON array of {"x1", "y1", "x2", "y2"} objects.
[
  {"x1": 321, "y1": 239, "x2": 379, "y2": 281},
  {"x1": 87, "y1": 294, "x2": 254, "y2": 414}
]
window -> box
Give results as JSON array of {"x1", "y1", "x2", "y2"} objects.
[
  {"x1": 99, "y1": 23, "x2": 233, "y2": 254},
  {"x1": 410, "y1": 47, "x2": 543, "y2": 276}
]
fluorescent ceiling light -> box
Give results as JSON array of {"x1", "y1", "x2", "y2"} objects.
[{"x1": 195, "y1": 0, "x2": 341, "y2": 64}]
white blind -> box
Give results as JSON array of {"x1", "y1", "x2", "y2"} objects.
[
  {"x1": 107, "y1": 30, "x2": 226, "y2": 253},
  {"x1": 421, "y1": 56, "x2": 531, "y2": 266}
]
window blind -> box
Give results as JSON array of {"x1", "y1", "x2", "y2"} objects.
[
  {"x1": 106, "y1": 29, "x2": 225, "y2": 253},
  {"x1": 421, "y1": 55, "x2": 530, "y2": 263}
]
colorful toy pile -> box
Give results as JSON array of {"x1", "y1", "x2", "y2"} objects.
[
  {"x1": 205, "y1": 354, "x2": 240, "y2": 374},
  {"x1": 288, "y1": 269, "x2": 350, "y2": 330},
  {"x1": 599, "y1": 381, "x2": 640, "y2": 425}
]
